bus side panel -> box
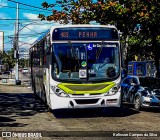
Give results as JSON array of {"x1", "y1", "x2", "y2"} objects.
[
  {"x1": 35, "y1": 45, "x2": 39, "y2": 95},
  {"x1": 38, "y1": 41, "x2": 45, "y2": 100},
  {"x1": 43, "y1": 35, "x2": 51, "y2": 106},
  {"x1": 44, "y1": 54, "x2": 51, "y2": 106},
  {"x1": 29, "y1": 49, "x2": 34, "y2": 90},
  {"x1": 31, "y1": 46, "x2": 37, "y2": 93}
]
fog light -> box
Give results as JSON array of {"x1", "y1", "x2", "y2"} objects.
[
  {"x1": 106, "y1": 99, "x2": 118, "y2": 104},
  {"x1": 101, "y1": 99, "x2": 105, "y2": 106},
  {"x1": 70, "y1": 101, "x2": 74, "y2": 107}
]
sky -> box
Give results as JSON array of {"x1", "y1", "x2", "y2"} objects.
[{"x1": 0, "y1": 0, "x2": 61, "y2": 51}]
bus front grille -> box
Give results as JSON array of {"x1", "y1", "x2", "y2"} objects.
[
  {"x1": 75, "y1": 99, "x2": 99, "y2": 104},
  {"x1": 71, "y1": 93, "x2": 101, "y2": 96}
]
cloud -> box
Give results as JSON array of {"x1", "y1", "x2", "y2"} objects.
[
  {"x1": 0, "y1": 13, "x2": 10, "y2": 19},
  {"x1": 0, "y1": 1, "x2": 8, "y2": 7},
  {"x1": 18, "y1": 13, "x2": 61, "y2": 49},
  {"x1": 19, "y1": 22, "x2": 54, "y2": 47},
  {"x1": 4, "y1": 30, "x2": 14, "y2": 37},
  {"x1": 21, "y1": 13, "x2": 55, "y2": 34},
  {"x1": 23, "y1": 13, "x2": 39, "y2": 20},
  {"x1": 3, "y1": 30, "x2": 14, "y2": 51}
]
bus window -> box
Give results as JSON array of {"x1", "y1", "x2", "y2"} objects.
[{"x1": 52, "y1": 42, "x2": 120, "y2": 81}]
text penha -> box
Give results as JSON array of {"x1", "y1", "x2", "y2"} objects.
[{"x1": 79, "y1": 32, "x2": 97, "y2": 38}]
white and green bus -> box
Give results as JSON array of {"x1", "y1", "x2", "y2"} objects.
[{"x1": 29, "y1": 25, "x2": 122, "y2": 110}]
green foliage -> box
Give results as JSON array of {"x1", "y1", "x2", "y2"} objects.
[
  {"x1": 39, "y1": 0, "x2": 160, "y2": 76},
  {"x1": 1, "y1": 48, "x2": 16, "y2": 70},
  {"x1": 19, "y1": 58, "x2": 28, "y2": 68}
]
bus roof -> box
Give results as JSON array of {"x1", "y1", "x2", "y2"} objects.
[
  {"x1": 50, "y1": 24, "x2": 117, "y2": 34},
  {"x1": 31, "y1": 29, "x2": 50, "y2": 47}
]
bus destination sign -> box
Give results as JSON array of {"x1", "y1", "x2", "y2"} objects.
[
  {"x1": 60, "y1": 31, "x2": 97, "y2": 38},
  {"x1": 52, "y1": 27, "x2": 118, "y2": 41}
]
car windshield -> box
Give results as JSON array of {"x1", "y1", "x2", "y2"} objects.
[
  {"x1": 139, "y1": 77, "x2": 160, "y2": 89},
  {"x1": 52, "y1": 42, "x2": 120, "y2": 82}
]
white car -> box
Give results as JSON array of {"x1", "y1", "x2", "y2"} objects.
[
  {"x1": 121, "y1": 76, "x2": 160, "y2": 111},
  {"x1": 22, "y1": 68, "x2": 28, "y2": 74}
]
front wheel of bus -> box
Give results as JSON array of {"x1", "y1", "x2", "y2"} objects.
[
  {"x1": 43, "y1": 86, "x2": 52, "y2": 112},
  {"x1": 120, "y1": 93, "x2": 124, "y2": 108}
]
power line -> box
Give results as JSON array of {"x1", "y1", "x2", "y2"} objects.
[
  {"x1": 0, "y1": 24, "x2": 14, "y2": 26},
  {"x1": 4, "y1": 40, "x2": 12, "y2": 44},
  {"x1": 24, "y1": 26, "x2": 41, "y2": 34},
  {"x1": 0, "y1": 18, "x2": 41, "y2": 21},
  {"x1": 0, "y1": 20, "x2": 55, "y2": 27},
  {"x1": 9, "y1": 34, "x2": 43, "y2": 38},
  {"x1": 7, "y1": 0, "x2": 53, "y2": 12},
  {"x1": 5, "y1": 31, "x2": 47, "y2": 39},
  {"x1": 0, "y1": 4, "x2": 52, "y2": 13},
  {"x1": 21, "y1": 21, "x2": 55, "y2": 26},
  {"x1": 0, "y1": 21, "x2": 34, "y2": 25}
]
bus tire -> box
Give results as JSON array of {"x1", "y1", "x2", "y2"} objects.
[
  {"x1": 120, "y1": 93, "x2": 124, "y2": 108},
  {"x1": 43, "y1": 85, "x2": 52, "y2": 112}
]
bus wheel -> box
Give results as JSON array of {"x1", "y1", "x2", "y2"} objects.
[
  {"x1": 45, "y1": 100, "x2": 52, "y2": 112},
  {"x1": 134, "y1": 95, "x2": 141, "y2": 111},
  {"x1": 43, "y1": 86, "x2": 52, "y2": 112},
  {"x1": 120, "y1": 94, "x2": 124, "y2": 108}
]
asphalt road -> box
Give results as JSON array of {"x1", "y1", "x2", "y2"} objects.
[{"x1": 0, "y1": 73, "x2": 159, "y2": 140}]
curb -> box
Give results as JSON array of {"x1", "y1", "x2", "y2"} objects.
[{"x1": 0, "y1": 83, "x2": 29, "y2": 87}]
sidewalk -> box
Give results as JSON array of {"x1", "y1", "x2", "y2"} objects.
[
  {"x1": 0, "y1": 78, "x2": 16, "y2": 85},
  {"x1": 0, "y1": 72, "x2": 30, "y2": 86},
  {"x1": 0, "y1": 73, "x2": 15, "y2": 85}
]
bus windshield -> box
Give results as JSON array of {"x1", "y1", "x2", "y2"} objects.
[{"x1": 52, "y1": 42, "x2": 120, "y2": 82}]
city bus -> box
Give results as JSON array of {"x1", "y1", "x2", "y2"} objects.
[{"x1": 29, "y1": 25, "x2": 122, "y2": 110}]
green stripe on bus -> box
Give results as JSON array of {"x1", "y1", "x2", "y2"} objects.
[{"x1": 57, "y1": 82, "x2": 116, "y2": 94}]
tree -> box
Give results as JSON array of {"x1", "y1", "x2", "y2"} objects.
[
  {"x1": 39, "y1": 0, "x2": 137, "y2": 63},
  {"x1": 137, "y1": 0, "x2": 160, "y2": 77},
  {"x1": 19, "y1": 58, "x2": 29, "y2": 68},
  {"x1": 39, "y1": 0, "x2": 96, "y2": 24},
  {"x1": 39, "y1": 0, "x2": 141, "y2": 64},
  {"x1": 1, "y1": 48, "x2": 15, "y2": 70},
  {"x1": 39, "y1": 0, "x2": 160, "y2": 77}
]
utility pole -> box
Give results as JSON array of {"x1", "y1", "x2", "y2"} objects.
[{"x1": 14, "y1": 3, "x2": 21, "y2": 85}]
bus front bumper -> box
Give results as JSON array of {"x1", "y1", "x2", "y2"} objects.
[{"x1": 49, "y1": 92, "x2": 121, "y2": 110}]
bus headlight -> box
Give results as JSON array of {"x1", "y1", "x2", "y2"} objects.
[
  {"x1": 51, "y1": 86, "x2": 69, "y2": 97},
  {"x1": 105, "y1": 85, "x2": 120, "y2": 96}
]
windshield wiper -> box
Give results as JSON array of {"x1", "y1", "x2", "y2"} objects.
[
  {"x1": 68, "y1": 41, "x2": 80, "y2": 66},
  {"x1": 68, "y1": 41, "x2": 78, "y2": 59},
  {"x1": 95, "y1": 41, "x2": 103, "y2": 62}
]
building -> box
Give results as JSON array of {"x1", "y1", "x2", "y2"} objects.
[{"x1": 19, "y1": 48, "x2": 29, "y2": 59}]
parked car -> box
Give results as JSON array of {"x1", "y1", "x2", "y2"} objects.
[
  {"x1": 121, "y1": 75, "x2": 160, "y2": 111},
  {"x1": 22, "y1": 68, "x2": 28, "y2": 74},
  {"x1": 2, "y1": 71, "x2": 11, "y2": 75}
]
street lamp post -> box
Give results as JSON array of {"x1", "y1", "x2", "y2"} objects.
[
  {"x1": 14, "y1": 3, "x2": 39, "y2": 85},
  {"x1": 14, "y1": 3, "x2": 21, "y2": 85}
]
